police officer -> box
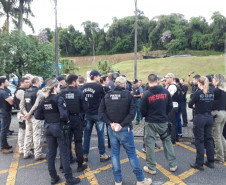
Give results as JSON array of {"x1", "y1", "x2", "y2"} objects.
[
  {"x1": 60, "y1": 74, "x2": 88, "y2": 172},
  {"x1": 188, "y1": 76, "x2": 215, "y2": 170},
  {"x1": 20, "y1": 76, "x2": 46, "y2": 160},
  {"x1": 0, "y1": 77, "x2": 14, "y2": 154},
  {"x1": 34, "y1": 78, "x2": 80, "y2": 185},
  {"x1": 99, "y1": 76, "x2": 152, "y2": 185},
  {"x1": 14, "y1": 77, "x2": 30, "y2": 154}
]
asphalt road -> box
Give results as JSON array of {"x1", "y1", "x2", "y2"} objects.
[{"x1": 1, "y1": 115, "x2": 226, "y2": 185}]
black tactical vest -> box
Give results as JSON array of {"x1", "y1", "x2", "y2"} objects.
[
  {"x1": 60, "y1": 87, "x2": 80, "y2": 114},
  {"x1": 14, "y1": 87, "x2": 26, "y2": 110},
  {"x1": 132, "y1": 86, "x2": 140, "y2": 96},
  {"x1": 24, "y1": 86, "x2": 39, "y2": 112},
  {"x1": 43, "y1": 94, "x2": 61, "y2": 123},
  {"x1": 105, "y1": 90, "x2": 130, "y2": 123},
  {"x1": 168, "y1": 84, "x2": 182, "y2": 103}
]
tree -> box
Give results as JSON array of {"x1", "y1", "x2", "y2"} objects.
[
  {"x1": 60, "y1": 58, "x2": 79, "y2": 74},
  {"x1": 16, "y1": 0, "x2": 34, "y2": 32},
  {"x1": 0, "y1": 0, "x2": 17, "y2": 32},
  {"x1": 0, "y1": 31, "x2": 56, "y2": 78},
  {"x1": 96, "y1": 60, "x2": 113, "y2": 75}
]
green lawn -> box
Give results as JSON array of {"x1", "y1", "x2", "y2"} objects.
[{"x1": 76, "y1": 55, "x2": 225, "y2": 83}]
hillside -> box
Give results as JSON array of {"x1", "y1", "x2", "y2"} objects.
[{"x1": 67, "y1": 55, "x2": 225, "y2": 83}]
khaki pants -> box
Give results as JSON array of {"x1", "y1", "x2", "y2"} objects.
[
  {"x1": 17, "y1": 112, "x2": 26, "y2": 153},
  {"x1": 212, "y1": 110, "x2": 226, "y2": 162},
  {"x1": 23, "y1": 116, "x2": 43, "y2": 158}
]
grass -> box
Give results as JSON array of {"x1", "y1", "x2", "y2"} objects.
[{"x1": 75, "y1": 55, "x2": 225, "y2": 84}]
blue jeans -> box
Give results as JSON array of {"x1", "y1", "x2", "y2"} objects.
[
  {"x1": 108, "y1": 126, "x2": 144, "y2": 183},
  {"x1": 83, "y1": 114, "x2": 105, "y2": 155}
]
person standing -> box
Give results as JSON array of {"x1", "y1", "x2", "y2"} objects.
[
  {"x1": 99, "y1": 76, "x2": 152, "y2": 185},
  {"x1": 165, "y1": 73, "x2": 179, "y2": 144},
  {"x1": 34, "y1": 78, "x2": 80, "y2": 185},
  {"x1": 14, "y1": 77, "x2": 30, "y2": 154},
  {"x1": 57, "y1": 76, "x2": 67, "y2": 90},
  {"x1": 83, "y1": 70, "x2": 111, "y2": 162},
  {"x1": 188, "y1": 76, "x2": 215, "y2": 170},
  {"x1": 141, "y1": 74, "x2": 177, "y2": 175},
  {"x1": 20, "y1": 77, "x2": 46, "y2": 160},
  {"x1": 107, "y1": 73, "x2": 115, "y2": 90},
  {"x1": 132, "y1": 79, "x2": 143, "y2": 125},
  {"x1": 212, "y1": 74, "x2": 226, "y2": 164},
  {"x1": 60, "y1": 74, "x2": 88, "y2": 172},
  {"x1": 0, "y1": 77, "x2": 14, "y2": 154},
  {"x1": 180, "y1": 78, "x2": 188, "y2": 127}
]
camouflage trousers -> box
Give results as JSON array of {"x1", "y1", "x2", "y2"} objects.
[
  {"x1": 23, "y1": 116, "x2": 43, "y2": 158},
  {"x1": 17, "y1": 112, "x2": 26, "y2": 153}
]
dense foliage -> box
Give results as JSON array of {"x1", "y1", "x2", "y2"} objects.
[
  {"x1": 49, "y1": 12, "x2": 225, "y2": 56},
  {"x1": 0, "y1": 31, "x2": 56, "y2": 78}
]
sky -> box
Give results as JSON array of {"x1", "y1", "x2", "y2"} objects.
[{"x1": 2, "y1": 0, "x2": 226, "y2": 34}]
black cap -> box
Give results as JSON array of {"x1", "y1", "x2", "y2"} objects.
[
  {"x1": 90, "y1": 70, "x2": 101, "y2": 77},
  {"x1": 206, "y1": 75, "x2": 213, "y2": 83},
  {"x1": 57, "y1": 76, "x2": 65, "y2": 81}
]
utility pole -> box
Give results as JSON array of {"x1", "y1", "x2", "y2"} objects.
[
  {"x1": 134, "y1": 0, "x2": 138, "y2": 80},
  {"x1": 54, "y1": 0, "x2": 59, "y2": 76}
]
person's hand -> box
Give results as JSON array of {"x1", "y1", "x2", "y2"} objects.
[
  {"x1": 23, "y1": 116, "x2": 31, "y2": 120},
  {"x1": 111, "y1": 123, "x2": 122, "y2": 132},
  {"x1": 189, "y1": 71, "x2": 194, "y2": 75}
]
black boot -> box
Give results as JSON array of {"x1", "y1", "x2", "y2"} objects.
[
  {"x1": 77, "y1": 163, "x2": 87, "y2": 172},
  {"x1": 66, "y1": 177, "x2": 80, "y2": 185},
  {"x1": 51, "y1": 175, "x2": 60, "y2": 185}
]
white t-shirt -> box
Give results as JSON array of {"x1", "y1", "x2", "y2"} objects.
[{"x1": 167, "y1": 83, "x2": 178, "y2": 107}]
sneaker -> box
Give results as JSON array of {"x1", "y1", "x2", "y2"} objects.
[
  {"x1": 23, "y1": 151, "x2": 33, "y2": 159},
  {"x1": 83, "y1": 154, "x2": 88, "y2": 162},
  {"x1": 204, "y1": 161, "x2": 214, "y2": 168},
  {"x1": 66, "y1": 177, "x2": 80, "y2": 185},
  {"x1": 142, "y1": 148, "x2": 146, "y2": 153},
  {"x1": 137, "y1": 178, "x2": 152, "y2": 185},
  {"x1": 115, "y1": 182, "x2": 122, "y2": 185},
  {"x1": 51, "y1": 175, "x2": 60, "y2": 185},
  {"x1": 214, "y1": 158, "x2": 224, "y2": 164},
  {"x1": 190, "y1": 163, "x2": 204, "y2": 171},
  {"x1": 100, "y1": 153, "x2": 111, "y2": 162},
  {"x1": 143, "y1": 166, "x2": 156, "y2": 175},
  {"x1": 35, "y1": 153, "x2": 46, "y2": 161},
  {"x1": 1, "y1": 148, "x2": 13, "y2": 154},
  {"x1": 169, "y1": 166, "x2": 177, "y2": 172},
  {"x1": 77, "y1": 163, "x2": 88, "y2": 172}
]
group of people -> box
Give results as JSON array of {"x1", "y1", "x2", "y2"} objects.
[{"x1": 0, "y1": 70, "x2": 226, "y2": 185}]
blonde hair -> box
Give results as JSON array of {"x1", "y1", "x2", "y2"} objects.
[
  {"x1": 198, "y1": 76, "x2": 209, "y2": 94},
  {"x1": 42, "y1": 78, "x2": 59, "y2": 98},
  {"x1": 214, "y1": 74, "x2": 226, "y2": 92}
]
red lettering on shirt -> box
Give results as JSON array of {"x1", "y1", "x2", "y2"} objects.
[{"x1": 148, "y1": 94, "x2": 167, "y2": 103}]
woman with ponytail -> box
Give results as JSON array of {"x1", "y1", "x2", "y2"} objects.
[
  {"x1": 212, "y1": 74, "x2": 226, "y2": 164},
  {"x1": 188, "y1": 76, "x2": 215, "y2": 170},
  {"x1": 34, "y1": 78, "x2": 80, "y2": 185}
]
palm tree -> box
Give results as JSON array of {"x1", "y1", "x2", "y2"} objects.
[
  {"x1": 16, "y1": 0, "x2": 34, "y2": 32},
  {"x1": 0, "y1": 0, "x2": 17, "y2": 32}
]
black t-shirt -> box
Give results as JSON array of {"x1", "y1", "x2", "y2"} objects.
[
  {"x1": 188, "y1": 89, "x2": 214, "y2": 115},
  {"x1": 0, "y1": 88, "x2": 12, "y2": 113},
  {"x1": 83, "y1": 83, "x2": 105, "y2": 115},
  {"x1": 212, "y1": 88, "x2": 226, "y2": 111},
  {"x1": 181, "y1": 84, "x2": 188, "y2": 102}
]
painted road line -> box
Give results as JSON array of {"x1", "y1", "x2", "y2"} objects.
[
  {"x1": 177, "y1": 142, "x2": 207, "y2": 157},
  {"x1": 57, "y1": 158, "x2": 130, "y2": 185},
  {"x1": 6, "y1": 144, "x2": 20, "y2": 185},
  {"x1": 0, "y1": 169, "x2": 9, "y2": 175},
  {"x1": 136, "y1": 150, "x2": 186, "y2": 185},
  {"x1": 82, "y1": 166, "x2": 99, "y2": 185}
]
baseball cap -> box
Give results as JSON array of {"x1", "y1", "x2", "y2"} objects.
[
  {"x1": 133, "y1": 79, "x2": 138, "y2": 84},
  {"x1": 115, "y1": 76, "x2": 127, "y2": 86},
  {"x1": 57, "y1": 75, "x2": 65, "y2": 81},
  {"x1": 90, "y1": 70, "x2": 101, "y2": 77},
  {"x1": 165, "y1": 73, "x2": 175, "y2": 78}
]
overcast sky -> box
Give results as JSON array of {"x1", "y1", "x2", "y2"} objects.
[{"x1": 2, "y1": 0, "x2": 226, "y2": 34}]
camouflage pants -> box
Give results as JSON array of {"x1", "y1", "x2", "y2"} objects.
[
  {"x1": 23, "y1": 116, "x2": 43, "y2": 158},
  {"x1": 17, "y1": 112, "x2": 26, "y2": 153}
]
